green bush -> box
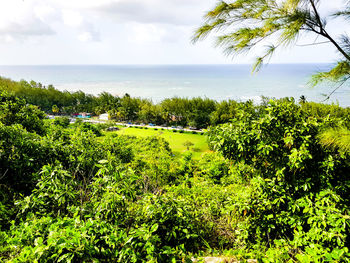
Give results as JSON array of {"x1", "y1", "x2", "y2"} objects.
[
  {"x1": 0, "y1": 90, "x2": 46, "y2": 134},
  {"x1": 2, "y1": 92, "x2": 350, "y2": 262},
  {"x1": 207, "y1": 99, "x2": 350, "y2": 257},
  {"x1": 0, "y1": 123, "x2": 49, "y2": 194},
  {"x1": 53, "y1": 116, "x2": 70, "y2": 128},
  {"x1": 79, "y1": 122, "x2": 102, "y2": 136}
]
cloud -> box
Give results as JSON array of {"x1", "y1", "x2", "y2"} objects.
[
  {"x1": 96, "y1": 0, "x2": 208, "y2": 25},
  {"x1": 50, "y1": 0, "x2": 111, "y2": 9},
  {"x1": 34, "y1": 5, "x2": 58, "y2": 22},
  {"x1": 78, "y1": 32, "x2": 94, "y2": 42},
  {"x1": 0, "y1": 0, "x2": 55, "y2": 40},
  {"x1": 61, "y1": 9, "x2": 100, "y2": 42},
  {"x1": 94, "y1": 0, "x2": 210, "y2": 25},
  {"x1": 126, "y1": 23, "x2": 188, "y2": 44},
  {"x1": 77, "y1": 24, "x2": 100, "y2": 42},
  {"x1": 128, "y1": 23, "x2": 166, "y2": 43},
  {"x1": 0, "y1": 17, "x2": 55, "y2": 37},
  {"x1": 62, "y1": 10, "x2": 84, "y2": 27},
  {"x1": 0, "y1": 0, "x2": 212, "y2": 44},
  {"x1": 49, "y1": 0, "x2": 210, "y2": 25}
]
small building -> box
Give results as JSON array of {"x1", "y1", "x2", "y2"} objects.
[
  {"x1": 77, "y1": 112, "x2": 91, "y2": 118},
  {"x1": 99, "y1": 113, "x2": 109, "y2": 121}
]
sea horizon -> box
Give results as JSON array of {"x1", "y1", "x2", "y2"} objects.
[
  {"x1": 0, "y1": 62, "x2": 334, "y2": 66},
  {"x1": 0, "y1": 63, "x2": 349, "y2": 106}
]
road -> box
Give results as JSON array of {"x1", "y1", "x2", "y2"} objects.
[{"x1": 47, "y1": 115, "x2": 204, "y2": 133}]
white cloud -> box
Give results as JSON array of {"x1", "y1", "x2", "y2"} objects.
[
  {"x1": 128, "y1": 23, "x2": 165, "y2": 43},
  {"x1": 0, "y1": 0, "x2": 345, "y2": 65},
  {"x1": 61, "y1": 9, "x2": 100, "y2": 42},
  {"x1": 0, "y1": 17, "x2": 54, "y2": 37},
  {"x1": 0, "y1": 0, "x2": 211, "y2": 43},
  {"x1": 0, "y1": 0, "x2": 55, "y2": 40},
  {"x1": 77, "y1": 23, "x2": 100, "y2": 42},
  {"x1": 62, "y1": 10, "x2": 84, "y2": 27},
  {"x1": 34, "y1": 5, "x2": 57, "y2": 22},
  {"x1": 1, "y1": 35, "x2": 15, "y2": 43},
  {"x1": 78, "y1": 32, "x2": 93, "y2": 42},
  {"x1": 94, "y1": 0, "x2": 211, "y2": 25},
  {"x1": 50, "y1": 0, "x2": 111, "y2": 9}
]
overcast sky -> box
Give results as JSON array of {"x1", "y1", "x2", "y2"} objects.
[{"x1": 0, "y1": 0, "x2": 348, "y2": 65}]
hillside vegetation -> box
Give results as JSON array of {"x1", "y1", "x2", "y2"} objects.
[
  {"x1": 0, "y1": 81, "x2": 350, "y2": 262},
  {"x1": 0, "y1": 77, "x2": 270, "y2": 128}
]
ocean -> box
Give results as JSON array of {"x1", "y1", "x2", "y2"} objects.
[{"x1": 0, "y1": 64, "x2": 349, "y2": 106}]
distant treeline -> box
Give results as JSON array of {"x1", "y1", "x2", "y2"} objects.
[{"x1": 1, "y1": 76, "x2": 349, "y2": 128}]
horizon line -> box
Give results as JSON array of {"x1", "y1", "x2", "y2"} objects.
[{"x1": 0, "y1": 62, "x2": 334, "y2": 67}]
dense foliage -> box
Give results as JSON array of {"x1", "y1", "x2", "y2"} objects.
[
  {"x1": 0, "y1": 77, "x2": 260, "y2": 128},
  {"x1": 1, "y1": 89, "x2": 350, "y2": 262},
  {"x1": 207, "y1": 98, "x2": 350, "y2": 261}
]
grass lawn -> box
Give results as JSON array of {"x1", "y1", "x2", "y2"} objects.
[{"x1": 114, "y1": 127, "x2": 210, "y2": 158}]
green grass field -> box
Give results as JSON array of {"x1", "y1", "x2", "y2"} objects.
[{"x1": 114, "y1": 127, "x2": 210, "y2": 158}]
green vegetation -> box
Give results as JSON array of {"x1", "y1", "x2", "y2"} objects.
[
  {"x1": 113, "y1": 127, "x2": 209, "y2": 159},
  {"x1": 0, "y1": 76, "x2": 259, "y2": 129},
  {"x1": 194, "y1": 0, "x2": 350, "y2": 156},
  {"x1": 1, "y1": 89, "x2": 350, "y2": 262},
  {"x1": 206, "y1": 98, "x2": 350, "y2": 261},
  {"x1": 2, "y1": 1, "x2": 350, "y2": 259}
]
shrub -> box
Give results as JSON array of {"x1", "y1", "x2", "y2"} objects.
[
  {"x1": 207, "y1": 99, "x2": 350, "y2": 256},
  {"x1": 79, "y1": 122, "x2": 102, "y2": 136},
  {"x1": 53, "y1": 116, "x2": 70, "y2": 128},
  {"x1": 0, "y1": 90, "x2": 46, "y2": 134},
  {"x1": 0, "y1": 123, "x2": 48, "y2": 194}
]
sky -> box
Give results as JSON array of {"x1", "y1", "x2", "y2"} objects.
[{"x1": 0, "y1": 0, "x2": 348, "y2": 65}]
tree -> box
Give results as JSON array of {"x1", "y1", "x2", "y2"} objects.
[
  {"x1": 193, "y1": 0, "x2": 350, "y2": 153},
  {"x1": 193, "y1": 0, "x2": 350, "y2": 93},
  {"x1": 183, "y1": 140, "x2": 194, "y2": 151},
  {"x1": 0, "y1": 91, "x2": 46, "y2": 134},
  {"x1": 52, "y1": 104, "x2": 59, "y2": 114}
]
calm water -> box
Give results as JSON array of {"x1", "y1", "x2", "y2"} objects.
[{"x1": 0, "y1": 64, "x2": 349, "y2": 106}]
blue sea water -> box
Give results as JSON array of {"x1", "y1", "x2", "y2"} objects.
[{"x1": 0, "y1": 64, "x2": 349, "y2": 106}]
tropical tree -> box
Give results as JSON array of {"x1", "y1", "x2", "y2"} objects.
[
  {"x1": 183, "y1": 140, "x2": 194, "y2": 151},
  {"x1": 193, "y1": 0, "x2": 350, "y2": 91},
  {"x1": 0, "y1": 91, "x2": 46, "y2": 134},
  {"x1": 193, "y1": 0, "x2": 350, "y2": 153}
]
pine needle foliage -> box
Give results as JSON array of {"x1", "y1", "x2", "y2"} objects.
[
  {"x1": 318, "y1": 127, "x2": 350, "y2": 154},
  {"x1": 193, "y1": 0, "x2": 350, "y2": 88}
]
